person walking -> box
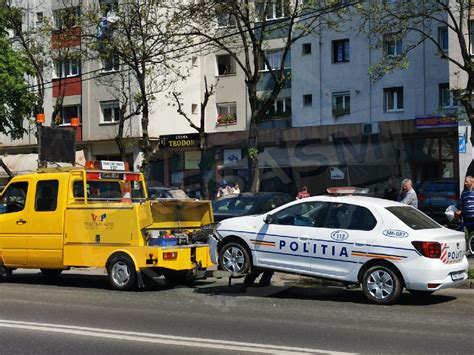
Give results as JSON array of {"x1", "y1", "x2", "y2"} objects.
[
  {"x1": 399, "y1": 178, "x2": 418, "y2": 208},
  {"x1": 296, "y1": 186, "x2": 310, "y2": 200},
  {"x1": 456, "y1": 176, "x2": 474, "y2": 235},
  {"x1": 231, "y1": 183, "x2": 240, "y2": 194}
]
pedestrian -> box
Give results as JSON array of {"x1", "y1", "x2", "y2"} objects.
[
  {"x1": 455, "y1": 176, "x2": 474, "y2": 236},
  {"x1": 216, "y1": 182, "x2": 230, "y2": 198},
  {"x1": 383, "y1": 176, "x2": 398, "y2": 201},
  {"x1": 398, "y1": 178, "x2": 418, "y2": 208},
  {"x1": 296, "y1": 186, "x2": 310, "y2": 200},
  {"x1": 231, "y1": 183, "x2": 240, "y2": 194}
]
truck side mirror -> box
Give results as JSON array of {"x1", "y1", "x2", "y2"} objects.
[{"x1": 264, "y1": 214, "x2": 273, "y2": 224}]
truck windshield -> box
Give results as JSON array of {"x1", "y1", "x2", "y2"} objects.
[
  {"x1": 73, "y1": 180, "x2": 146, "y2": 201},
  {"x1": 385, "y1": 206, "x2": 441, "y2": 230}
]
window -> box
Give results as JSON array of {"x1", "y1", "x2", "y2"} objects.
[
  {"x1": 216, "y1": 54, "x2": 236, "y2": 75},
  {"x1": 53, "y1": 6, "x2": 80, "y2": 30},
  {"x1": 302, "y1": 43, "x2": 312, "y2": 55},
  {"x1": 58, "y1": 105, "x2": 81, "y2": 125},
  {"x1": 35, "y1": 180, "x2": 59, "y2": 212},
  {"x1": 438, "y1": 27, "x2": 448, "y2": 52},
  {"x1": 259, "y1": 49, "x2": 289, "y2": 71},
  {"x1": 386, "y1": 206, "x2": 441, "y2": 230},
  {"x1": 385, "y1": 36, "x2": 402, "y2": 56},
  {"x1": 217, "y1": 102, "x2": 237, "y2": 124},
  {"x1": 256, "y1": 0, "x2": 289, "y2": 21},
  {"x1": 0, "y1": 182, "x2": 28, "y2": 214},
  {"x1": 191, "y1": 104, "x2": 198, "y2": 114},
  {"x1": 267, "y1": 97, "x2": 291, "y2": 118},
  {"x1": 439, "y1": 83, "x2": 459, "y2": 108},
  {"x1": 271, "y1": 201, "x2": 330, "y2": 227},
  {"x1": 332, "y1": 39, "x2": 350, "y2": 63},
  {"x1": 36, "y1": 12, "x2": 44, "y2": 24},
  {"x1": 216, "y1": 1, "x2": 236, "y2": 27},
  {"x1": 384, "y1": 87, "x2": 403, "y2": 112},
  {"x1": 101, "y1": 101, "x2": 120, "y2": 124},
  {"x1": 54, "y1": 58, "x2": 81, "y2": 78},
  {"x1": 332, "y1": 91, "x2": 350, "y2": 116},
  {"x1": 102, "y1": 53, "x2": 119, "y2": 72},
  {"x1": 303, "y1": 94, "x2": 312, "y2": 107},
  {"x1": 325, "y1": 203, "x2": 377, "y2": 230}
]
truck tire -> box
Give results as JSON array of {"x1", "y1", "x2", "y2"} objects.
[
  {"x1": 107, "y1": 255, "x2": 137, "y2": 291},
  {"x1": 362, "y1": 265, "x2": 402, "y2": 305},
  {"x1": 40, "y1": 269, "x2": 62, "y2": 278}
]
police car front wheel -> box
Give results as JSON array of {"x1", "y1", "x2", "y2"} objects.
[
  {"x1": 362, "y1": 265, "x2": 402, "y2": 305},
  {"x1": 218, "y1": 242, "x2": 251, "y2": 276}
]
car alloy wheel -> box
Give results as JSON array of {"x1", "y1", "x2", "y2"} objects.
[
  {"x1": 107, "y1": 255, "x2": 137, "y2": 291},
  {"x1": 362, "y1": 265, "x2": 402, "y2": 305},
  {"x1": 219, "y1": 242, "x2": 250, "y2": 276}
]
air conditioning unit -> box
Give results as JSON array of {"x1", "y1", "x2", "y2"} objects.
[{"x1": 362, "y1": 122, "x2": 379, "y2": 135}]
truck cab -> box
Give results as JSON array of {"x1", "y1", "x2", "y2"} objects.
[{"x1": 0, "y1": 161, "x2": 214, "y2": 290}]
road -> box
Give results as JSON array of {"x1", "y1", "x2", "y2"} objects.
[{"x1": 0, "y1": 269, "x2": 473, "y2": 354}]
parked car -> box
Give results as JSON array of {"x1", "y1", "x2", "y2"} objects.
[
  {"x1": 147, "y1": 187, "x2": 190, "y2": 199},
  {"x1": 212, "y1": 192, "x2": 293, "y2": 222},
  {"x1": 210, "y1": 189, "x2": 468, "y2": 305},
  {"x1": 417, "y1": 178, "x2": 458, "y2": 223}
]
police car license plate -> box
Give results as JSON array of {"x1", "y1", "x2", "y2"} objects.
[{"x1": 451, "y1": 271, "x2": 466, "y2": 281}]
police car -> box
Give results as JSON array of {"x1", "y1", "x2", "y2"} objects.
[{"x1": 210, "y1": 188, "x2": 469, "y2": 305}]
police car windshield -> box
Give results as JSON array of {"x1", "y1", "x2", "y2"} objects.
[{"x1": 386, "y1": 206, "x2": 441, "y2": 230}]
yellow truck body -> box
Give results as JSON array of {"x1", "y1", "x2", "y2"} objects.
[{"x1": 0, "y1": 165, "x2": 214, "y2": 290}]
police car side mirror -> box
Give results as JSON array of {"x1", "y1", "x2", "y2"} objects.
[{"x1": 264, "y1": 214, "x2": 274, "y2": 224}]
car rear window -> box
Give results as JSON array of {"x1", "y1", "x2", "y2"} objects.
[
  {"x1": 421, "y1": 181, "x2": 456, "y2": 193},
  {"x1": 386, "y1": 206, "x2": 441, "y2": 230},
  {"x1": 213, "y1": 196, "x2": 256, "y2": 213}
]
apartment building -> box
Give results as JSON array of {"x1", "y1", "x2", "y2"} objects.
[{"x1": 0, "y1": 1, "x2": 467, "y2": 196}]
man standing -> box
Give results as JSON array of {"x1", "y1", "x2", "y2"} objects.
[
  {"x1": 296, "y1": 186, "x2": 310, "y2": 200},
  {"x1": 456, "y1": 176, "x2": 474, "y2": 235},
  {"x1": 399, "y1": 179, "x2": 418, "y2": 208}
]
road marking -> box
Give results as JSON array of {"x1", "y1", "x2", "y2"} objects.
[{"x1": 0, "y1": 319, "x2": 355, "y2": 354}]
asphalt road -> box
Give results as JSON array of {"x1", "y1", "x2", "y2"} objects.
[{"x1": 0, "y1": 270, "x2": 473, "y2": 354}]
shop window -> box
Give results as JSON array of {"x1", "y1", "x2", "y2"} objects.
[
  {"x1": 101, "y1": 101, "x2": 120, "y2": 124},
  {"x1": 332, "y1": 39, "x2": 350, "y2": 63},
  {"x1": 384, "y1": 87, "x2": 403, "y2": 112},
  {"x1": 216, "y1": 54, "x2": 236, "y2": 75}
]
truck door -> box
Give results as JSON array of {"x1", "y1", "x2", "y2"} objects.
[
  {"x1": 26, "y1": 177, "x2": 65, "y2": 267},
  {"x1": 0, "y1": 180, "x2": 30, "y2": 265}
]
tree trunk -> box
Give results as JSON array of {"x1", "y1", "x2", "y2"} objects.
[
  {"x1": 247, "y1": 116, "x2": 260, "y2": 193},
  {"x1": 199, "y1": 131, "x2": 210, "y2": 200}
]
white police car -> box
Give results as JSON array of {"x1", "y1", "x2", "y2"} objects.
[{"x1": 210, "y1": 188, "x2": 469, "y2": 305}]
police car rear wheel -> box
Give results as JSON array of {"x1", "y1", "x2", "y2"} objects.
[
  {"x1": 219, "y1": 242, "x2": 250, "y2": 276},
  {"x1": 108, "y1": 255, "x2": 137, "y2": 291},
  {"x1": 362, "y1": 265, "x2": 402, "y2": 305}
]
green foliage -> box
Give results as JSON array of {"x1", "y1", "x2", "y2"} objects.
[{"x1": 0, "y1": 35, "x2": 36, "y2": 139}]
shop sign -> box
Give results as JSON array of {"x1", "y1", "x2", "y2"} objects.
[
  {"x1": 459, "y1": 135, "x2": 466, "y2": 154},
  {"x1": 330, "y1": 167, "x2": 345, "y2": 180},
  {"x1": 415, "y1": 115, "x2": 458, "y2": 129},
  {"x1": 185, "y1": 151, "x2": 201, "y2": 170},
  {"x1": 223, "y1": 149, "x2": 242, "y2": 166},
  {"x1": 159, "y1": 134, "x2": 200, "y2": 149}
]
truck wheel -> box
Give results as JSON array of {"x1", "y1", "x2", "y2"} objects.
[
  {"x1": 362, "y1": 265, "x2": 402, "y2": 305},
  {"x1": 218, "y1": 241, "x2": 251, "y2": 276},
  {"x1": 107, "y1": 255, "x2": 137, "y2": 291},
  {"x1": 40, "y1": 269, "x2": 62, "y2": 278}
]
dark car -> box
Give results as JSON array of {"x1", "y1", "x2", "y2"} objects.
[
  {"x1": 417, "y1": 178, "x2": 459, "y2": 223},
  {"x1": 147, "y1": 187, "x2": 190, "y2": 199},
  {"x1": 212, "y1": 192, "x2": 293, "y2": 222}
]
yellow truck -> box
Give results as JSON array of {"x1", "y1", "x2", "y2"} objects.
[{"x1": 0, "y1": 160, "x2": 214, "y2": 290}]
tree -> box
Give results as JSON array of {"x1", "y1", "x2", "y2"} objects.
[
  {"x1": 358, "y1": 0, "x2": 474, "y2": 143},
  {"x1": 82, "y1": 0, "x2": 186, "y2": 174},
  {"x1": 172, "y1": 76, "x2": 215, "y2": 199},
  {"x1": 176, "y1": 0, "x2": 352, "y2": 192},
  {"x1": 0, "y1": 13, "x2": 36, "y2": 139}
]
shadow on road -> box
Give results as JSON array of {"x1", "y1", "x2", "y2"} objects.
[{"x1": 193, "y1": 282, "x2": 457, "y2": 306}]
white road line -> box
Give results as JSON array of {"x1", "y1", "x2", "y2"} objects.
[{"x1": 0, "y1": 319, "x2": 356, "y2": 355}]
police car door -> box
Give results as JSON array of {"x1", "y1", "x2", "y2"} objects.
[
  {"x1": 311, "y1": 202, "x2": 378, "y2": 278},
  {"x1": 258, "y1": 201, "x2": 318, "y2": 273}
]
